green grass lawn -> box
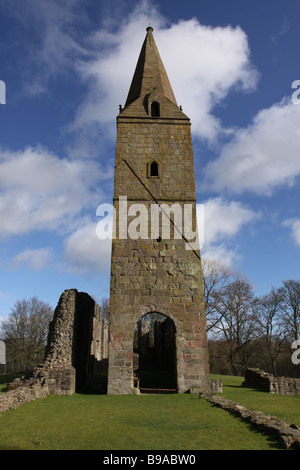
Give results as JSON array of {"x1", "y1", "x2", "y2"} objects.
[{"x1": 0, "y1": 374, "x2": 299, "y2": 450}]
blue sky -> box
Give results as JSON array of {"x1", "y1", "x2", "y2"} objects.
[{"x1": 0, "y1": 0, "x2": 300, "y2": 320}]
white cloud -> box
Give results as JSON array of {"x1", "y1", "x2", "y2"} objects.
[
  {"x1": 204, "y1": 98, "x2": 300, "y2": 195},
  {"x1": 202, "y1": 244, "x2": 241, "y2": 268},
  {"x1": 156, "y1": 20, "x2": 258, "y2": 141},
  {"x1": 10, "y1": 248, "x2": 54, "y2": 271},
  {"x1": 198, "y1": 197, "x2": 259, "y2": 267},
  {"x1": 0, "y1": 145, "x2": 102, "y2": 237},
  {"x1": 63, "y1": 222, "x2": 112, "y2": 274},
  {"x1": 201, "y1": 197, "x2": 259, "y2": 245},
  {"x1": 283, "y1": 219, "x2": 300, "y2": 246}
]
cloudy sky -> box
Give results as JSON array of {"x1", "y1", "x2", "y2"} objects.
[{"x1": 0, "y1": 0, "x2": 300, "y2": 319}]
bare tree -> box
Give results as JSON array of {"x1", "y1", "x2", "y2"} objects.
[
  {"x1": 0, "y1": 296, "x2": 53, "y2": 369},
  {"x1": 213, "y1": 278, "x2": 257, "y2": 375},
  {"x1": 256, "y1": 287, "x2": 287, "y2": 375},
  {"x1": 202, "y1": 258, "x2": 234, "y2": 332},
  {"x1": 278, "y1": 280, "x2": 300, "y2": 341}
]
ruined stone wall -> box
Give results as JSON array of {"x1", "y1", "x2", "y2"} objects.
[
  {"x1": 0, "y1": 380, "x2": 49, "y2": 414},
  {"x1": 243, "y1": 368, "x2": 300, "y2": 396},
  {"x1": 41, "y1": 288, "x2": 109, "y2": 394},
  {"x1": 2, "y1": 289, "x2": 109, "y2": 411}
]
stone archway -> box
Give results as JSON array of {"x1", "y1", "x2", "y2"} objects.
[{"x1": 133, "y1": 312, "x2": 177, "y2": 393}]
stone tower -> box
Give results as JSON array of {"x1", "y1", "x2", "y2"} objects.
[{"x1": 107, "y1": 27, "x2": 210, "y2": 394}]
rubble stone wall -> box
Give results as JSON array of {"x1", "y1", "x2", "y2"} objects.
[
  {"x1": 41, "y1": 288, "x2": 108, "y2": 395},
  {"x1": 0, "y1": 289, "x2": 109, "y2": 413},
  {"x1": 243, "y1": 368, "x2": 300, "y2": 396}
]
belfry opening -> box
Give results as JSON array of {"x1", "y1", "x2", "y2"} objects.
[{"x1": 151, "y1": 101, "x2": 160, "y2": 117}]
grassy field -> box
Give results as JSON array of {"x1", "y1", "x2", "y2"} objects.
[
  {"x1": 0, "y1": 374, "x2": 299, "y2": 450},
  {"x1": 212, "y1": 374, "x2": 300, "y2": 428}
]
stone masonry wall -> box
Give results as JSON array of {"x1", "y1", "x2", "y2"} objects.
[
  {"x1": 243, "y1": 368, "x2": 300, "y2": 396},
  {"x1": 39, "y1": 288, "x2": 109, "y2": 395},
  {"x1": 108, "y1": 115, "x2": 210, "y2": 395}
]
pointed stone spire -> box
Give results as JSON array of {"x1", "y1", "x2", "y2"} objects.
[{"x1": 125, "y1": 27, "x2": 177, "y2": 108}]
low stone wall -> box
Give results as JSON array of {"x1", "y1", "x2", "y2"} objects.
[
  {"x1": 270, "y1": 376, "x2": 300, "y2": 395},
  {"x1": 204, "y1": 393, "x2": 300, "y2": 449},
  {"x1": 243, "y1": 368, "x2": 300, "y2": 396},
  {"x1": 0, "y1": 388, "x2": 39, "y2": 414},
  {"x1": 0, "y1": 367, "x2": 77, "y2": 415},
  {"x1": 0, "y1": 371, "x2": 49, "y2": 414}
]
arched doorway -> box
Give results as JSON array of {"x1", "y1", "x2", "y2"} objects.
[{"x1": 133, "y1": 313, "x2": 177, "y2": 393}]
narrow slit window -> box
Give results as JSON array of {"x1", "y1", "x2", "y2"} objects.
[
  {"x1": 151, "y1": 101, "x2": 160, "y2": 117},
  {"x1": 150, "y1": 161, "x2": 159, "y2": 177}
]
